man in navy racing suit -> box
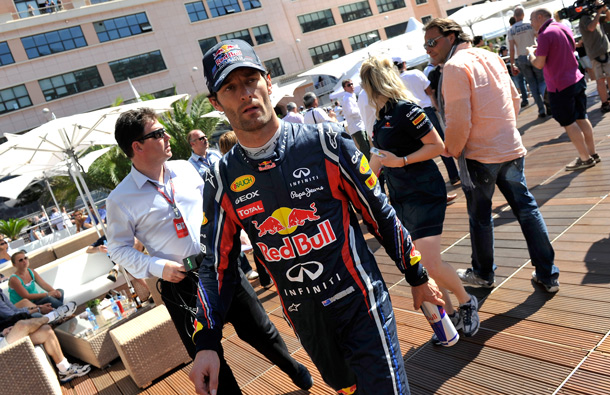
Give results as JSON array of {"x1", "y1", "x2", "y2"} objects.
[{"x1": 190, "y1": 39, "x2": 443, "y2": 395}]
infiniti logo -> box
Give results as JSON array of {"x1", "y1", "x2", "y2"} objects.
[
  {"x1": 293, "y1": 168, "x2": 311, "y2": 178},
  {"x1": 286, "y1": 261, "x2": 324, "y2": 282}
]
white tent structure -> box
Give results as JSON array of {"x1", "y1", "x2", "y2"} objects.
[{"x1": 450, "y1": 0, "x2": 523, "y2": 37}]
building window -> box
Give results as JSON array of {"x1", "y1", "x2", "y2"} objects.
[
  {"x1": 0, "y1": 42, "x2": 15, "y2": 66},
  {"x1": 206, "y1": 0, "x2": 241, "y2": 17},
  {"x1": 376, "y1": 0, "x2": 406, "y2": 13},
  {"x1": 94, "y1": 13, "x2": 152, "y2": 43},
  {"x1": 339, "y1": 1, "x2": 372, "y2": 23},
  {"x1": 220, "y1": 30, "x2": 253, "y2": 46},
  {"x1": 185, "y1": 1, "x2": 209, "y2": 22},
  {"x1": 385, "y1": 21, "x2": 408, "y2": 38},
  {"x1": 416, "y1": 0, "x2": 428, "y2": 3},
  {"x1": 109, "y1": 50, "x2": 167, "y2": 82},
  {"x1": 349, "y1": 30, "x2": 380, "y2": 50},
  {"x1": 199, "y1": 37, "x2": 218, "y2": 55},
  {"x1": 39, "y1": 66, "x2": 103, "y2": 101},
  {"x1": 264, "y1": 58, "x2": 284, "y2": 78},
  {"x1": 91, "y1": 0, "x2": 112, "y2": 3},
  {"x1": 422, "y1": 15, "x2": 432, "y2": 25},
  {"x1": 309, "y1": 40, "x2": 345, "y2": 65},
  {"x1": 253, "y1": 25, "x2": 273, "y2": 45},
  {"x1": 14, "y1": 0, "x2": 42, "y2": 18},
  {"x1": 21, "y1": 27, "x2": 87, "y2": 59},
  {"x1": 298, "y1": 10, "x2": 335, "y2": 33},
  {"x1": 0, "y1": 85, "x2": 32, "y2": 115},
  {"x1": 242, "y1": 0, "x2": 261, "y2": 10}
]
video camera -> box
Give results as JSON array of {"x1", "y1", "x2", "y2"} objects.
[{"x1": 558, "y1": 0, "x2": 610, "y2": 21}]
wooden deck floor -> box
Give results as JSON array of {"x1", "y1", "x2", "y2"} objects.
[{"x1": 60, "y1": 81, "x2": 610, "y2": 395}]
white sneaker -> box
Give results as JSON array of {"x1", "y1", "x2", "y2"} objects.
[
  {"x1": 58, "y1": 362, "x2": 91, "y2": 383},
  {"x1": 245, "y1": 270, "x2": 259, "y2": 280}
]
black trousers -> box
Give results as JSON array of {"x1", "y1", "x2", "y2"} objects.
[{"x1": 159, "y1": 270, "x2": 298, "y2": 394}]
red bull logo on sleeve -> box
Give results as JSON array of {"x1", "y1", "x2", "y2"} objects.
[{"x1": 231, "y1": 175, "x2": 255, "y2": 192}]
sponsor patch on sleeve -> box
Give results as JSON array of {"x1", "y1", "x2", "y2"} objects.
[
  {"x1": 412, "y1": 113, "x2": 426, "y2": 126},
  {"x1": 359, "y1": 155, "x2": 370, "y2": 174},
  {"x1": 365, "y1": 173, "x2": 377, "y2": 189},
  {"x1": 202, "y1": 212, "x2": 208, "y2": 225}
]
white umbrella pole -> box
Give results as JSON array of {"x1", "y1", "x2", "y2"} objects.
[
  {"x1": 71, "y1": 159, "x2": 107, "y2": 235},
  {"x1": 40, "y1": 204, "x2": 55, "y2": 234}
]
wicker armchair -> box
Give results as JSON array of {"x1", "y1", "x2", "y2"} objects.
[{"x1": 0, "y1": 336, "x2": 62, "y2": 394}]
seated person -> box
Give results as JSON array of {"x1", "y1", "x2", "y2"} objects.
[
  {"x1": 86, "y1": 235, "x2": 150, "y2": 296},
  {"x1": 0, "y1": 235, "x2": 12, "y2": 269},
  {"x1": 0, "y1": 315, "x2": 90, "y2": 383},
  {"x1": 28, "y1": 218, "x2": 44, "y2": 242},
  {"x1": 82, "y1": 204, "x2": 106, "y2": 229},
  {"x1": 8, "y1": 251, "x2": 65, "y2": 309},
  {"x1": 0, "y1": 287, "x2": 76, "y2": 329},
  {"x1": 72, "y1": 210, "x2": 86, "y2": 233}
]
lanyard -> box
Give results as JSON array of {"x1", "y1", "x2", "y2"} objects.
[{"x1": 149, "y1": 177, "x2": 181, "y2": 219}]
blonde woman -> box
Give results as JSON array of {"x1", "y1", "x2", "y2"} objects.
[{"x1": 360, "y1": 56, "x2": 480, "y2": 342}]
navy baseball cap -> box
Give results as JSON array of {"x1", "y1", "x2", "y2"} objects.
[{"x1": 202, "y1": 39, "x2": 266, "y2": 93}]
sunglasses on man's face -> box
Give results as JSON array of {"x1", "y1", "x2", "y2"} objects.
[
  {"x1": 196, "y1": 136, "x2": 207, "y2": 142},
  {"x1": 17, "y1": 256, "x2": 29, "y2": 262},
  {"x1": 423, "y1": 35, "x2": 445, "y2": 50},
  {"x1": 0, "y1": 241, "x2": 6, "y2": 246},
  {"x1": 138, "y1": 127, "x2": 166, "y2": 142},
  {"x1": 346, "y1": 83, "x2": 354, "y2": 87}
]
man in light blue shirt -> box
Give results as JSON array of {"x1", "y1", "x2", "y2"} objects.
[{"x1": 187, "y1": 129, "x2": 222, "y2": 178}]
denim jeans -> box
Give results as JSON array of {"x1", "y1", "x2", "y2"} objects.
[
  {"x1": 517, "y1": 55, "x2": 547, "y2": 114},
  {"x1": 511, "y1": 73, "x2": 528, "y2": 101},
  {"x1": 33, "y1": 288, "x2": 64, "y2": 308},
  {"x1": 463, "y1": 157, "x2": 559, "y2": 283},
  {"x1": 424, "y1": 107, "x2": 460, "y2": 181}
]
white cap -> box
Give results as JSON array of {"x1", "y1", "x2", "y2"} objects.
[{"x1": 392, "y1": 56, "x2": 404, "y2": 63}]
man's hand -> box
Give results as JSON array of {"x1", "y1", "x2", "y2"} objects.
[
  {"x1": 98, "y1": 245, "x2": 108, "y2": 254},
  {"x1": 411, "y1": 277, "x2": 444, "y2": 310},
  {"x1": 161, "y1": 261, "x2": 186, "y2": 283},
  {"x1": 2, "y1": 326, "x2": 12, "y2": 337},
  {"x1": 39, "y1": 303, "x2": 53, "y2": 314},
  {"x1": 189, "y1": 350, "x2": 220, "y2": 395}
]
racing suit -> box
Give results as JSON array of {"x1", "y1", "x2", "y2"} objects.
[{"x1": 195, "y1": 121, "x2": 429, "y2": 394}]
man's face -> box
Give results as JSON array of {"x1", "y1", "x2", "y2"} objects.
[
  {"x1": 424, "y1": 27, "x2": 455, "y2": 65},
  {"x1": 209, "y1": 68, "x2": 275, "y2": 134},
  {"x1": 530, "y1": 13, "x2": 542, "y2": 32},
  {"x1": 190, "y1": 130, "x2": 209, "y2": 156},
  {"x1": 344, "y1": 81, "x2": 354, "y2": 93},
  {"x1": 137, "y1": 120, "x2": 172, "y2": 163}
]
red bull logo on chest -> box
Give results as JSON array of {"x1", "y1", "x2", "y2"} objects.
[{"x1": 252, "y1": 203, "x2": 320, "y2": 237}]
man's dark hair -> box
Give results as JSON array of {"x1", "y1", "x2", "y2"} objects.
[
  {"x1": 303, "y1": 92, "x2": 317, "y2": 108},
  {"x1": 207, "y1": 70, "x2": 268, "y2": 101},
  {"x1": 473, "y1": 36, "x2": 484, "y2": 46},
  {"x1": 114, "y1": 108, "x2": 157, "y2": 158},
  {"x1": 341, "y1": 79, "x2": 352, "y2": 88},
  {"x1": 424, "y1": 18, "x2": 472, "y2": 45}
]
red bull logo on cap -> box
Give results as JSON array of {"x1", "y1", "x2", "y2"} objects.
[
  {"x1": 213, "y1": 44, "x2": 242, "y2": 68},
  {"x1": 214, "y1": 44, "x2": 238, "y2": 58}
]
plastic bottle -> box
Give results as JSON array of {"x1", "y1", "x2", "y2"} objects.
[
  {"x1": 111, "y1": 296, "x2": 123, "y2": 320},
  {"x1": 421, "y1": 301, "x2": 459, "y2": 347},
  {"x1": 85, "y1": 307, "x2": 99, "y2": 330}
]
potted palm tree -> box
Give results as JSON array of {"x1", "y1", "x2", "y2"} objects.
[{"x1": 0, "y1": 218, "x2": 30, "y2": 241}]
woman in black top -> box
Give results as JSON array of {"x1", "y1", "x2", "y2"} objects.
[{"x1": 359, "y1": 56, "x2": 479, "y2": 341}]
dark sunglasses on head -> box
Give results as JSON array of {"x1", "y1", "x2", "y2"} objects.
[
  {"x1": 423, "y1": 35, "x2": 445, "y2": 50},
  {"x1": 138, "y1": 127, "x2": 166, "y2": 142}
]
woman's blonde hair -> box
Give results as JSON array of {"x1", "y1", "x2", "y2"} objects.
[
  {"x1": 359, "y1": 55, "x2": 416, "y2": 118},
  {"x1": 218, "y1": 131, "x2": 238, "y2": 155}
]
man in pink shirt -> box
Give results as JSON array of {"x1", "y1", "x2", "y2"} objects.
[
  {"x1": 529, "y1": 7, "x2": 599, "y2": 171},
  {"x1": 423, "y1": 18, "x2": 560, "y2": 293}
]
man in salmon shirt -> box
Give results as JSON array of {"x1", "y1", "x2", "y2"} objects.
[{"x1": 423, "y1": 18, "x2": 560, "y2": 293}]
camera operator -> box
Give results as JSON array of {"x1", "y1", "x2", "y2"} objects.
[{"x1": 579, "y1": 0, "x2": 610, "y2": 113}]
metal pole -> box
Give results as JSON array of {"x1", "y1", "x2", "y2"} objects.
[{"x1": 69, "y1": 165, "x2": 101, "y2": 238}]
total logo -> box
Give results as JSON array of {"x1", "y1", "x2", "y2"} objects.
[{"x1": 256, "y1": 219, "x2": 337, "y2": 262}]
